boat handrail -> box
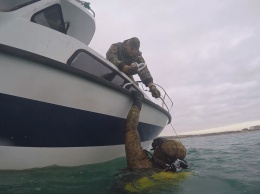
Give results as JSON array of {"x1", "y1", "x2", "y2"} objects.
[
  {"x1": 154, "y1": 83, "x2": 173, "y2": 113},
  {"x1": 123, "y1": 81, "x2": 173, "y2": 113},
  {"x1": 75, "y1": 0, "x2": 95, "y2": 17},
  {"x1": 132, "y1": 62, "x2": 147, "y2": 72}
]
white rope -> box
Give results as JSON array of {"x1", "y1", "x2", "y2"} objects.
[{"x1": 169, "y1": 122, "x2": 182, "y2": 143}]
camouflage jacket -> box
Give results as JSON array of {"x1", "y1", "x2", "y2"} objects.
[{"x1": 106, "y1": 39, "x2": 153, "y2": 86}]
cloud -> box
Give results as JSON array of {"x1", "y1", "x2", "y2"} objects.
[{"x1": 89, "y1": 0, "x2": 260, "y2": 133}]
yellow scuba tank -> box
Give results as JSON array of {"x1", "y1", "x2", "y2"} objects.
[{"x1": 124, "y1": 171, "x2": 192, "y2": 193}]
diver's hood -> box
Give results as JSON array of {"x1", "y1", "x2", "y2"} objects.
[{"x1": 152, "y1": 137, "x2": 186, "y2": 163}]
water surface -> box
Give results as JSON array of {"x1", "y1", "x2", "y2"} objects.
[{"x1": 0, "y1": 131, "x2": 259, "y2": 194}]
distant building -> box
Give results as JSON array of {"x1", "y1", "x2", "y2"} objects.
[
  {"x1": 249, "y1": 125, "x2": 260, "y2": 130},
  {"x1": 242, "y1": 128, "x2": 249, "y2": 132}
]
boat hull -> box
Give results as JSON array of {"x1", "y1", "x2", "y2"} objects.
[
  {"x1": 0, "y1": 52, "x2": 169, "y2": 170},
  {"x1": 0, "y1": 141, "x2": 151, "y2": 170}
]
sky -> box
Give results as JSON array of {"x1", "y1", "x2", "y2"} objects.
[{"x1": 88, "y1": 0, "x2": 260, "y2": 135}]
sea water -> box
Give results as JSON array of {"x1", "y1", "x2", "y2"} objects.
[{"x1": 0, "y1": 131, "x2": 259, "y2": 194}]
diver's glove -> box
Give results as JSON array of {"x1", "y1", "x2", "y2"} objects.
[
  {"x1": 122, "y1": 64, "x2": 138, "y2": 75},
  {"x1": 149, "y1": 85, "x2": 161, "y2": 98},
  {"x1": 131, "y1": 90, "x2": 143, "y2": 110},
  {"x1": 180, "y1": 160, "x2": 189, "y2": 169}
]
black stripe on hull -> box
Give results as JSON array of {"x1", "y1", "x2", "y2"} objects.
[{"x1": 0, "y1": 93, "x2": 163, "y2": 147}]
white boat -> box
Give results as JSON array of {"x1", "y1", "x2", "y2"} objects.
[{"x1": 0, "y1": 0, "x2": 171, "y2": 170}]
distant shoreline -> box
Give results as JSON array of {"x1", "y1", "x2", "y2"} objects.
[{"x1": 170, "y1": 128, "x2": 260, "y2": 139}]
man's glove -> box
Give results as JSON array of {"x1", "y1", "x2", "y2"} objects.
[
  {"x1": 122, "y1": 63, "x2": 138, "y2": 75},
  {"x1": 149, "y1": 85, "x2": 161, "y2": 98}
]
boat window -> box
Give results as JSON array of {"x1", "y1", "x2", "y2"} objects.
[
  {"x1": 31, "y1": 4, "x2": 66, "y2": 34},
  {"x1": 69, "y1": 52, "x2": 129, "y2": 87},
  {"x1": 0, "y1": 0, "x2": 40, "y2": 12}
]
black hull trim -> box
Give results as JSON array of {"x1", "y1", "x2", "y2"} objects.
[{"x1": 0, "y1": 93, "x2": 162, "y2": 147}]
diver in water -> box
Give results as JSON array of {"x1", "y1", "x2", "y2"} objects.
[
  {"x1": 125, "y1": 91, "x2": 188, "y2": 172},
  {"x1": 111, "y1": 91, "x2": 190, "y2": 193}
]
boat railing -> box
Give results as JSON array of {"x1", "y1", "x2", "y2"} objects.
[
  {"x1": 154, "y1": 83, "x2": 173, "y2": 113},
  {"x1": 74, "y1": 0, "x2": 95, "y2": 17},
  {"x1": 123, "y1": 81, "x2": 173, "y2": 113},
  {"x1": 122, "y1": 63, "x2": 173, "y2": 113}
]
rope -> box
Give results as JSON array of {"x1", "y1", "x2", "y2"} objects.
[
  {"x1": 153, "y1": 83, "x2": 182, "y2": 143},
  {"x1": 139, "y1": 81, "x2": 181, "y2": 142},
  {"x1": 169, "y1": 122, "x2": 182, "y2": 143}
]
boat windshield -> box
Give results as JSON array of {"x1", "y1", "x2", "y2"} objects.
[
  {"x1": 0, "y1": 0, "x2": 40, "y2": 12},
  {"x1": 68, "y1": 51, "x2": 136, "y2": 91},
  {"x1": 31, "y1": 4, "x2": 66, "y2": 34}
]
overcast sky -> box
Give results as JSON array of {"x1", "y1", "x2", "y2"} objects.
[{"x1": 88, "y1": 0, "x2": 260, "y2": 134}]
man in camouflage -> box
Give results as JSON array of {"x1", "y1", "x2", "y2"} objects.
[{"x1": 106, "y1": 37, "x2": 160, "y2": 98}]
